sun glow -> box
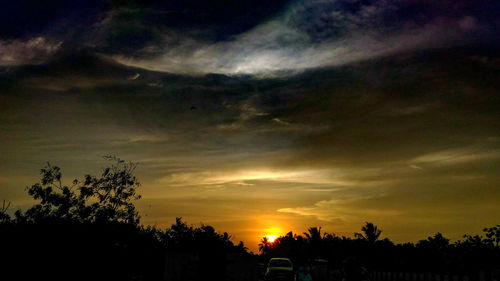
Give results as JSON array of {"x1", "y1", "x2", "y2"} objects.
[
  {"x1": 267, "y1": 235, "x2": 278, "y2": 243},
  {"x1": 263, "y1": 226, "x2": 283, "y2": 243}
]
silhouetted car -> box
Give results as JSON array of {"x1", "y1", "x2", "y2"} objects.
[{"x1": 265, "y1": 258, "x2": 295, "y2": 281}]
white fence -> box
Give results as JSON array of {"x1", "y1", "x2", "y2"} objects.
[{"x1": 370, "y1": 271, "x2": 500, "y2": 281}]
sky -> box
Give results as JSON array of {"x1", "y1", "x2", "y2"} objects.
[{"x1": 1, "y1": 0, "x2": 499, "y2": 252}]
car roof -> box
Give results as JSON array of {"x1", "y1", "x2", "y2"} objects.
[{"x1": 269, "y1": 258, "x2": 291, "y2": 261}]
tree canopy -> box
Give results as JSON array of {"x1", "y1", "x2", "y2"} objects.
[{"x1": 19, "y1": 155, "x2": 141, "y2": 224}]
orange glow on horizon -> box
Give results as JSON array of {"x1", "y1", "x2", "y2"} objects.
[{"x1": 263, "y1": 226, "x2": 283, "y2": 243}]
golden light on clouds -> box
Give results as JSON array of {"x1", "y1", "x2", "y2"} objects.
[{"x1": 156, "y1": 168, "x2": 354, "y2": 187}]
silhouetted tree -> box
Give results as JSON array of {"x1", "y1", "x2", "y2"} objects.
[
  {"x1": 484, "y1": 225, "x2": 500, "y2": 247},
  {"x1": 160, "y1": 217, "x2": 245, "y2": 253},
  {"x1": 323, "y1": 232, "x2": 337, "y2": 240},
  {"x1": 259, "y1": 236, "x2": 270, "y2": 254},
  {"x1": 304, "y1": 226, "x2": 323, "y2": 257},
  {"x1": 355, "y1": 222, "x2": 381, "y2": 243},
  {"x1": 158, "y1": 217, "x2": 248, "y2": 280},
  {"x1": 22, "y1": 155, "x2": 141, "y2": 224},
  {"x1": 0, "y1": 200, "x2": 10, "y2": 223},
  {"x1": 259, "y1": 222, "x2": 500, "y2": 274},
  {"x1": 303, "y1": 226, "x2": 322, "y2": 241},
  {"x1": 237, "y1": 240, "x2": 248, "y2": 252},
  {"x1": 0, "y1": 157, "x2": 170, "y2": 281},
  {"x1": 458, "y1": 234, "x2": 488, "y2": 248},
  {"x1": 417, "y1": 232, "x2": 450, "y2": 250}
]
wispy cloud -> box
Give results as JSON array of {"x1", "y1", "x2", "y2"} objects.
[
  {"x1": 0, "y1": 37, "x2": 61, "y2": 65},
  {"x1": 411, "y1": 146, "x2": 500, "y2": 166},
  {"x1": 111, "y1": 1, "x2": 483, "y2": 76},
  {"x1": 157, "y1": 168, "x2": 354, "y2": 187},
  {"x1": 277, "y1": 197, "x2": 402, "y2": 223}
]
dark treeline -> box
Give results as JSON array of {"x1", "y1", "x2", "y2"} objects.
[
  {"x1": 0, "y1": 157, "x2": 247, "y2": 281},
  {"x1": 0, "y1": 157, "x2": 499, "y2": 280},
  {"x1": 259, "y1": 224, "x2": 500, "y2": 275}
]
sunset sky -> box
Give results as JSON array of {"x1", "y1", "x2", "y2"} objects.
[{"x1": 1, "y1": 0, "x2": 499, "y2": 252}]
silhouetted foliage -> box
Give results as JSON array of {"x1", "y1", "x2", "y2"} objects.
[
  {"x1": 484, "y1": 225, "x2": 500, "y2": 247},
  {"x1": 355, "y1": 222, "x2": 382, "y2": 244},
  {"x1": 417, "y1": 232, "x2": 450, "y2": 250},
  {"x1": 260, "y1": 222, "x2": 500, "y2": 275},
  {"x1": 0, "y1": 157, "x2": 253, "y2": 281},
  {"x1": 259, "y1": 236, "x2": 271, "y2": 254},
  {"x1": 158, "y1": 217, "x2": 247, "y2": 253},
  {"x1": 21, "y1": 155, "x2": 141, "y2": 224},
  {"x1": 0, "y1": 200, "x2": 10, "y2": 223},
  {"x1": 0, "y1": 157, "x2": 161, "y2": 280},
  {"x1": 157, "y1": 217, "x2": 250, "y2": 280}
]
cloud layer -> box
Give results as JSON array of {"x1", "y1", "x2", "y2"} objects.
[
  {"x1": 113, "y1": 0, "x2": 497, "y2": 75},
  {"x1": 1, "y1": 0, "x2": 499, "y2": 75}
]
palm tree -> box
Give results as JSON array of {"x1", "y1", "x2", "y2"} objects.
[
  {"x1": 303, "y1": 226, "x2": 322, "y2": 241},
  {"x1": 304, "y1": 226, "x2": 322, "y2": 258},
  {"x1": 258, "y1": 236, "x2": 270, "y2": 254},
  {"x1": 237, "y1": 241, "x2": 248, "y2": 252},
  {"x1": 355, "y1": 222, "x2": 381, "y2": 243}
]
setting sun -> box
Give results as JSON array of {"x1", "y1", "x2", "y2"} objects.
[{"x1": 267, "y1": 235, "x2": 278, "y2": 243}]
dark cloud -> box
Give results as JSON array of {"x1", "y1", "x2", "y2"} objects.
[
  {"x1": 2, "y1": 0, "x2": 499, "y2": 71},
  {"x1": 0, "y1": 0, "x2": 290, "y2": 60}
]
